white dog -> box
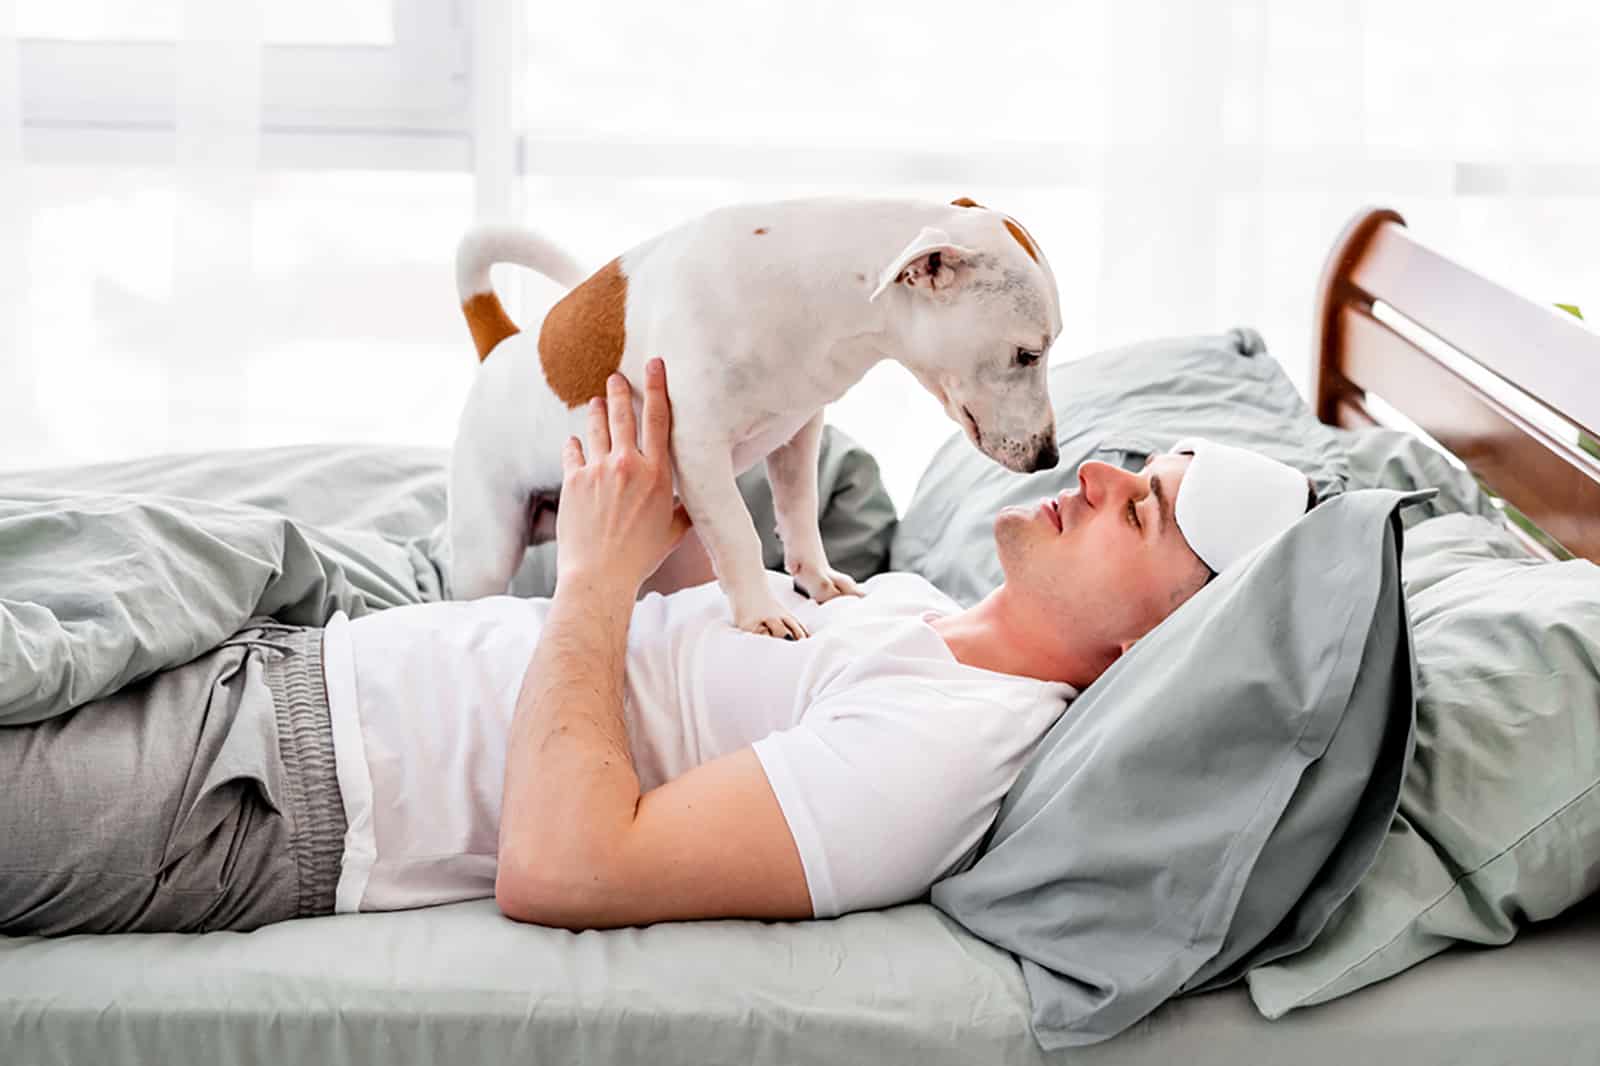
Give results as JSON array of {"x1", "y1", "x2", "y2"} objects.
[{"x1": 451, "y1": 195, "x2": 1061, "y2": 639}]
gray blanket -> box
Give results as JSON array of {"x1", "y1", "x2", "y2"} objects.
[{"x1": 0, "y1": 433, "x2": 896, "y2": 726}]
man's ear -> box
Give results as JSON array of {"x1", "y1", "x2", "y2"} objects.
[{"x1": 870, "y1": 227, "x2": 980, "y2": 302}]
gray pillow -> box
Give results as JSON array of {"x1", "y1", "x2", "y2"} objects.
[
  {"x1": 501, "y1": 424, "x2": 898, "y2": 596},
  {"x1": 929, "y1": 488, "x2": 1424, "y2": 1049},
  {"x1": 1246, "y1": 513, "x2": 1600, "y2": 1018},
  {"x1": 891, "y1": 328, "x2": 1351, "y2": 606}
]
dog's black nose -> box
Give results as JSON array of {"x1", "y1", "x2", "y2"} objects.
[{"x1": 1030, "y1": 439, "x2": 1059, "y2": 471}]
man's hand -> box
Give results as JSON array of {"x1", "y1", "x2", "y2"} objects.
[{"x1": 555, "y1": 358, "x2": 693, "y2": 595}]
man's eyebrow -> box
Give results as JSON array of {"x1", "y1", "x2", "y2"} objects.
[{"x1": 1151, "y1": 473, "x2": 1171, "y2": 537}]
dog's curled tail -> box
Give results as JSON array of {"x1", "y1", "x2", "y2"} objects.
[{"x1": 455, "y1": 223, "x2": 588, "y2": 362}]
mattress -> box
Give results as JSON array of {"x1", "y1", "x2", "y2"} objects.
[{"x1": 4, "y1": 894, "x2": 1599, "y2": 1065}]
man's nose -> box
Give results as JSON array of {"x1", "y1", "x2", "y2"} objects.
[{"x1": 1077, "y1": 460, "x2": 1138, "y2": 505}]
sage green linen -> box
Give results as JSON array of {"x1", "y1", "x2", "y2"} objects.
[
  {"x1": 6, "y1": 382, "x2": 1600, "y2": 1063},
  {"x1": 1246, "y1": 514, "x2": 1600, "y2": 1017},
  {"x1": 929, "y1": 490, "x2": 1425, "y2": 1048},
  {"x1": 1335, "y1": 425, "x2": 1509, "y2": 531},
  {"x1": 3, "y1": 895, "x2": 1599, "y2": 1066}
]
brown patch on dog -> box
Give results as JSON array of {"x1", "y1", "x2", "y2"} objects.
[
  {"x1": 538, "y1": 258, "x2": 628, "y2": 408},
  {"x1": 953, "y1": 196, "x2": 1042, "y2": 264},
  {"x1": 462, "y1": 292, "x2": 520, "y2": 362},
  {"x1": 1004, "y1": 218, "x2": 1041, "y2": 264},
  {"x1": 754, "y1": 227, "x2": 768, "y2": 235}
]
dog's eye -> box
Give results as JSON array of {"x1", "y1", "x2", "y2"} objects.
[{"x1": 1014, "y1": 348, "x2": 1041, "y2": 367}]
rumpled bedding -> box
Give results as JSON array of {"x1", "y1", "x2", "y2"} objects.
[
  {"x1": 0, "y1": 431, "x2": 895, "y2": 727},
  {"x1": 0, "y1": 445, "x2": 448, "y2": 726}
]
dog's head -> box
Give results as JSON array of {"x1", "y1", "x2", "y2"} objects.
[{"x1": 871, "y1": 198, "x2": 1061, "y2": 473}]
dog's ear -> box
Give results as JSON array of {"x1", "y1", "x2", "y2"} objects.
[{"x1": 871, "y1": 227, "x2": 980, "y2": 302}]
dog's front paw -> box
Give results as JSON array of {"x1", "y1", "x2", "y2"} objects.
[
  {"x1": 733, "y1": 597, "x2": 810, "y2": 641},
  {"x1": 789, "y1": 562, "x2": 865, "y2": 604}
]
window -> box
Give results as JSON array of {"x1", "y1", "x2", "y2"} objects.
[
  {"x1": 18, "y1": 0, "x2": 467, "y2": 170},
  {"x1": 8, "y1": 0, "x2": 1599, "y2": 508}
]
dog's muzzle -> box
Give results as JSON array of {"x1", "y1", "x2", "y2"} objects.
[{"x1": 1029, "y1": 438, "x2": 1060, "y2": 472}]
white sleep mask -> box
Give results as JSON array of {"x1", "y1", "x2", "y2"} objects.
[{"x1": 1170, "y1": 437, "x2": 1310, "y2": 574}]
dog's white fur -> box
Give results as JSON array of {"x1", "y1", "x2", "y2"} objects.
[{"x1": 450, "y1": 196, "x2": 1062, "y2": 639}]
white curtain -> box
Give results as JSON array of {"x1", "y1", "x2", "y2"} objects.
[
  {"x1": 1, "y1": 0, "x2": 35, "y2": 449},
  {"x1": 169, "y1": 0, "x2": 261, "y2": 444},
  {"x1": 5, "y1": 1, "x2": 1599, "y2": 509}
]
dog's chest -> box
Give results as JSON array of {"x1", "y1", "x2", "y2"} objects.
[{"x1": 728, "y1": 409, "x2": 814, "y2": 475}]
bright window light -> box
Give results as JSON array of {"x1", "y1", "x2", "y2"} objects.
[{"x1": 18, "y1": 0, "x2": 395, "y2": 46}]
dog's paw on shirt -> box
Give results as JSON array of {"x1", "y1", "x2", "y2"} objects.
[
  {"x1": 788, "y1": 563, "x2": 864, "y2": 605},
  {"x1": 733, "y1": 598, "x2": 810, "y2": 641}
]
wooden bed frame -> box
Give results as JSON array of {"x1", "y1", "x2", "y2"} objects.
[{"x1": 1312, "y1": 206, "x2": 1600, "y2": 563}]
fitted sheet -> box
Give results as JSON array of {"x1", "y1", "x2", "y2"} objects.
[{"x1": 3, "y1": 895, "x2": 1599, "y2": 1065}]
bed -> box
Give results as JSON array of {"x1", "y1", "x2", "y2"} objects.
[{"x1": 2, "y1": 207, "x2": 1599, "y2": 1065}]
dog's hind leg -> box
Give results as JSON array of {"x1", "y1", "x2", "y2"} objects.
[{"x1": 447, "y1": 465, "x2": 534, "y2": 600}]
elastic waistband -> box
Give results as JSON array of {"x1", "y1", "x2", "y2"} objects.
[{"x1": 260, "y1": 627, "x2": 346, "y2": 920}]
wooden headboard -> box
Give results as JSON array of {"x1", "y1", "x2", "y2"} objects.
[{"x1": 1312, "y1": 206, "x2": 1600, "y2": 563}]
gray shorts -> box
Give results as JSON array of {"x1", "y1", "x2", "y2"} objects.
[{"x1": 0, "y1": 623, "x2": 346, "y2": 936}]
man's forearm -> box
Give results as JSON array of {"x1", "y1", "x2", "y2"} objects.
[{"x1": 498, "y1": 577, "x2": 641, "y2": 887}]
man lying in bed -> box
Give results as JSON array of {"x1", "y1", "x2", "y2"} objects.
[{"x1": 0, "y1": 360, "x2": 1313, "y2": 937}]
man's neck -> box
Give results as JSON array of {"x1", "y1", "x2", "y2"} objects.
[{"x1": 927, "y1": 585, "x2": 1117, "y2": 690}]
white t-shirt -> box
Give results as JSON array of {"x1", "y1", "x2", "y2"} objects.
[{"x1": 320, "y1": 571, "x2": 1075, "y2": 919}]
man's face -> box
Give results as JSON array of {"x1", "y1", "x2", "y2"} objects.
[{"x1": 993, "y1": 452, "x2": 1212, "y2": 649}]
